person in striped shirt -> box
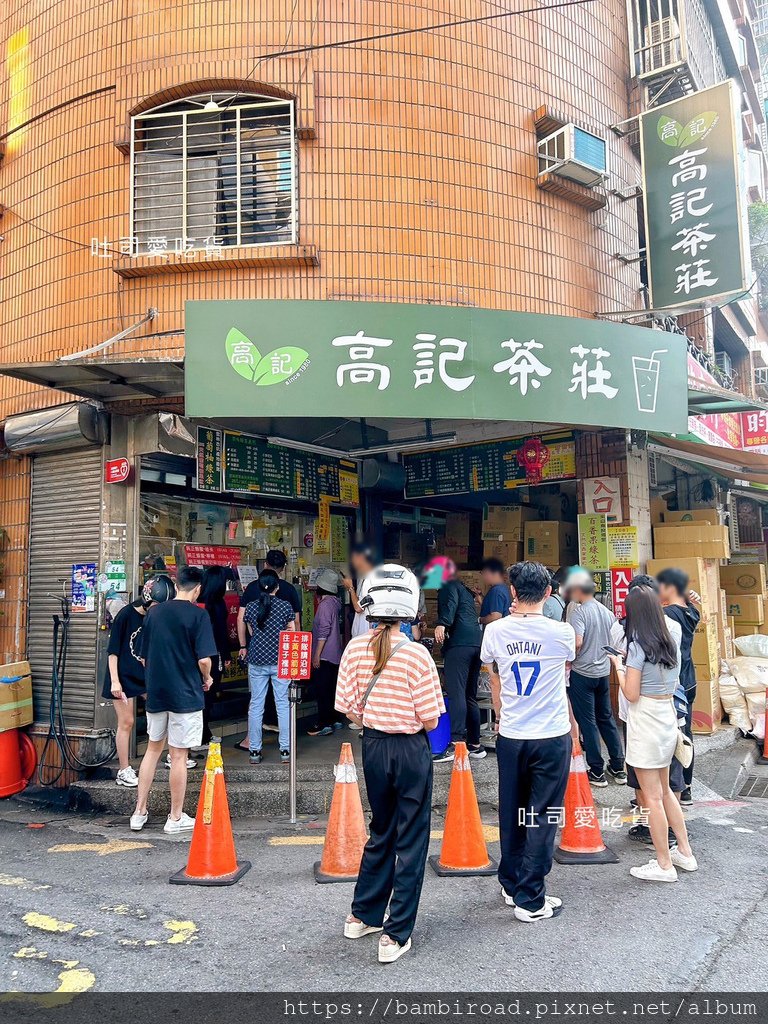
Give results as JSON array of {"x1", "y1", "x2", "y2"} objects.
[{"x1": 335, "y1": 564, "x2": 445, "y2": 964}]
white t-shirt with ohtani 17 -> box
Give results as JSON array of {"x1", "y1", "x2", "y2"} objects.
[{"x1": 481, "y1": 613, "x2": 576, "y2": 740}]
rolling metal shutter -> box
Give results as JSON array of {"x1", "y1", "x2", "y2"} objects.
[{"x1": 28, "y1": 448, "x2": 103, "y2": 728}]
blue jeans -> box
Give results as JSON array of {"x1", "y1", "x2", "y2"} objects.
[{"x1": 248, "y1": 664, "x2": 290, "y2": 752}]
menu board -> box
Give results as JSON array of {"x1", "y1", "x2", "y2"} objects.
[
  {"x1": 403, "y1": 433, "x2": 575, "y2": 498},
  {"x1": 223, "y1": 431, "x2": 358, "y2": 505}
]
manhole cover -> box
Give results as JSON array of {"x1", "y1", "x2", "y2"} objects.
[{"x1": 739, "y1": 774, "x2": 768, "y2": 799}]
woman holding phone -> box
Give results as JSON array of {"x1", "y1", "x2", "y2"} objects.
[{"x1": 610, "y1": 585, "x2": 697, "y2": 882}]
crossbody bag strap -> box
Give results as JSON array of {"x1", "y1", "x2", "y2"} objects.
[{"x1": 360, "y1": 639, "x2": 411, "y2": 709}]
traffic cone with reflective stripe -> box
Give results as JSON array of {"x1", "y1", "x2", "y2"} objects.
[
  {"x1": 429, "y1": 741, "x2": 497, "y2": 876},
  {"x1": 554, "y1": 740, "x2": 618, "y2": 865},
  {"x1": 170, "y1": 739, "x2": 251, "y2": 886},
  {"x1": 314, "y1": 742, "x2": 368, "y2": 883},
  {"x1": 758, "y1": 688, "x2": 768, "y2": 765}
]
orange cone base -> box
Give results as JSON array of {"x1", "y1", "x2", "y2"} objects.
[
  {"x1": 170, "y1": 859, "x2": 251, "y2": 887},
  {"x1": 554, "y1": 844, "x2": 618, "y2": 865},
  {"x1": 313, "y1": 860, "x2": 360, "y2": 884},
  {"x1": 428, "y1": 853, "x2": 498, "y2": 877},
  {"x1": 757, "y1": 748, "x2": 768, "y2": 764}
]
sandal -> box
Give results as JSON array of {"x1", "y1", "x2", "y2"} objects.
[{"x1": 232, "y1": 739, "x2": 250, "y2": 751}]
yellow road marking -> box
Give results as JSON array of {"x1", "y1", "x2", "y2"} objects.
[
  {"x1": 164, "y1": 920, "x2": 198, "y2": 945},
  {"x1": 267, "y1": 825, "x2": 501, "y2": 846},
  {"x1": 100, "y1": 904, "x2": 148, "y2": 918},
  {"x1": 54, "y1": 965, "x2": 95, "y2": 994},
  {"x1": 48, "y1": 839, "x2": 153, "y2": 856},
  {"x1": 0, "y1": 874, "x2": 50, "y2": 891},
  {"x1": 13, "y1": 947, "x2": 47, "y2": 959},
  {"x1": 22, "y1": 912, "x2": 76, "y2": 934}
]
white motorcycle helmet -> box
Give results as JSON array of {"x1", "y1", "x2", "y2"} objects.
[{"x1": 359, "y1": 564, "x2": 420, "y2": 621}]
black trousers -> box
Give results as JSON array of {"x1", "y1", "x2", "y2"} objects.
[
  {"x1": 352, "y1": 728, "x2": 433, "y2": 945},
  {"x1": 310, "y1": 660, "x2": 341, "y2": 728},
  {"x1": 682, "y1": 684, "x2": 696, "y2": 787},
  {"x1": 444, "y1": 645, "x2": 481, "y2": 745},
  {"x1": 497, "y1": 732, "x2": 571, "y2": 912},
  {"x1": 568, "y1": 670, "x2": 625, "y2": 775}
]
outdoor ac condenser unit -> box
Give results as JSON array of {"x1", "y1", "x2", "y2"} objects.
[
  {"x1": 754, "y1": 366, "x2": 768, "y2": 387},
  {"x1": 715, "y1": 350, "x2": 734, "y2": 378},
  {"x1": 642, "y1": 17, "x2": 682, "y2": 76},
  {"x1": 536, "y1": 124, "x2": 607, "y2": 187}
]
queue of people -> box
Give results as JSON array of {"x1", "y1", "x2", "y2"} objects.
[{"x1": 105, "y1": 542, "x2": 701, "y2": 962}]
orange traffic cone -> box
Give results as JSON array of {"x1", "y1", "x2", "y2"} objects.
[
  {"x1": 758, "y1": 688, "x2": 768, "y2": 765},
  {"x1": 314, "y1": 742, "x2": 368, "y2": 883},
  {"x1": 169, "y1": 739, "x2": 251, "y2": 886},
  {"x1": 429, "y1": 742, "x2": 497, "y2": 876},
  {"x1": 554, "y1": 740, "x2": 618, "y2": 865}
]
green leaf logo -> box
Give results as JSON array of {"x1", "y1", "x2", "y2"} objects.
[
  {"x1": 225, "y1": 328, "x2": 309, "y2": 386},
  {"x1": 678, "y1": 111, "x2": 719, "y2": 147},
  {"x1": 658, "y1": 115, "x2": 682, "y2": 146},
  {"x1": 254, "y1": 347, "x2": 310, "y2": 386},
  {"x1": 225, "y1": 327, "x2": 262, "y2": 381}
]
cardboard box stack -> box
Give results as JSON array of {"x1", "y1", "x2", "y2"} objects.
[
  {"x1": 523, "y1": 521, "x2": 577, "y2": 568},
  {"x1": 721, "y1": 563, "x2": 767, "y2": 640},
  {"x1": 0, "y1": 661, "x2": 33, "y2": 732},
  {"x1": 652, "y1": 523, "x2": 730, "y2": 560},
  {"x1": 663, "y1": 508, "x2": 720, "y2": 525},
  {"x1": 481, "y1": 504, "x2": 536, "y2": 567},
  {"x1": 444, "y1": 512, "x2": 470, "y2": 566},
  {"x1": 648, "y1": 545, "x2": 725, "y2": 734}
]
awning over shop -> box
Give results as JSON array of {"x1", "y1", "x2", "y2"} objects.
[
  {"x1": 0, "y1": 358, "x2": 184, "y2": 403},
  {"x1": 650, "y1": 434, "x2": 768, "y2": 485},
  {"x1": 687, "y1": 377, "x2": 768, "y2": 416}
]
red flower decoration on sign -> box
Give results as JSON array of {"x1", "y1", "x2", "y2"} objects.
[{"x1": 517, "y1": 436, "x2": 550, "y2": 484}]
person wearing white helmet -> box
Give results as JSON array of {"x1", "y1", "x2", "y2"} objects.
[{"x1": 335, "y1": 564, "x2": 445, "y2": 964}]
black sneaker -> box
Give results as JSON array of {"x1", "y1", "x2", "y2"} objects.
[
  {"x1": 606, "y1": 766, "x2": 628, "y2": 785},
  {"x1": 628, "y1": 823, "x2": 653, "y2": 844},
  {"x1": 680, "y1": 787, "x2": 693, "y2": 807},
  {"x1": 280, "y1": 749, "x2": 290, "y2": 763},
  {"x1": 433, "y1": 743, "x2": 456, "y2": 763},
  {"x1": 468, "y1": 744, "x2": 487, "y2": 760},
  {"x1": 249, "y1": 749, "x2": 263, "y2": 765},
  {"x1": 587, "y1": 770, "x2": 608, "y2": 788}
]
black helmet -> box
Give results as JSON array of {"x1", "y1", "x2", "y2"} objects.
[{"x1": 141, "y1": 574, "x2": 176, "y2": 606}]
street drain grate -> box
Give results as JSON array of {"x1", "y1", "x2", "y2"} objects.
[{"x1": 739, "y1": 774, "x2": 768, "y2": 799}]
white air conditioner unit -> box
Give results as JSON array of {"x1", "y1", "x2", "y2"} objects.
[
  {"x1": 755, "y1": 367, "x2": 768, "y2": 386},
  {"x1": 537, "y1": 124, "x2": 607, "y2": 187},
  {"x1": 715, "y1": 350, "x2": 734, "y2": 377},
  {"x1": 641, "y1": 17, "x2": 683, "y2": 77}
]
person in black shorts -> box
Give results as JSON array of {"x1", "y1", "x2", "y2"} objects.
[{"x1": 102, "y1": 575, "x2": 175, "y2": 788}]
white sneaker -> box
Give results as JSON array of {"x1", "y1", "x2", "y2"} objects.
[
  {"x1": 378, "y1": 935, "x2": 411, "y2": 963},
  {"x1": 163, "y1": 753, "x2": 197, "y2": 770},
  {"x1": 344, "y1": 918, "x2": 383, "y2": 939},
  {"x1": 116, "y1": 766, "x2": 138, "y2": 788},
  {"x1": 670, "y1": 848, "x2": 698, "y2": 872},
  {"x1": 502, "y1": 887, "x2": 562, "y2": 911},
  {"x1": 129, "y1": 811, "x2": 148, "y2": 832},
  {"x1": 348, "y1": 722, "x2": 362, "y2": 731},
  {"x1": 630, "y1": 858, "x2": 678, "y2": 882},
  {"x1": 163, "y1": 812, "x2": 196, "y2": 834},
  {"x1": 513, "y1": 899, "x2": 563, "y2": 922}
]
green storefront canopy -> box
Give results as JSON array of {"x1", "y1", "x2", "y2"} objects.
[{"x1": 185, "y1": 300, "x2": 689, "y2": 434}]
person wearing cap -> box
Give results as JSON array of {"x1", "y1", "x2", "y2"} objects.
[
  {"x1": 103, "y1": 576, "x2": 174, "y2": 788},
  {"x1": 307, "y1": 568, "x2": 344, "y2": 737},
  {"x1": 565, "y1": 569, "x2": 627, "y2": 788}
]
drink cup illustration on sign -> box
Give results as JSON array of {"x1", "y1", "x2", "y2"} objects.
[{"x1": 632, "y1": 350, "x2": 667, "y2": 414}]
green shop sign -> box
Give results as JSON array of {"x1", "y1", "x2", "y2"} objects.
[
  {"x1": 185, "y1": 300, "x2": 688, "y2": 433},
  {"x1": 640, "y1": 80, "x2": 748, "y2": 311}
]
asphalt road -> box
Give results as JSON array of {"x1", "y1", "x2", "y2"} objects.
[{"x1": 1, "y1": 754, "x2": 768, "y2": 994}]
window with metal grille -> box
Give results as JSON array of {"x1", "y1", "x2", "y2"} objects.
[{"x1": 130, "y1": 93, "x2": 296, "y2": 255}]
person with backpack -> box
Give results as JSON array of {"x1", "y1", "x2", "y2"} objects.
[
  {"x1": 243, "y1": 569, "x2": 297, "y2": 764},
  {"x1": 335, "y1": 564, "x2": 444, "y2": 963}
]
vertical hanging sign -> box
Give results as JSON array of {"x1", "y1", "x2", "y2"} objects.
[
  {"x1": 640, "y1": 80, "x2": 748, "y2": 310},
  {"x1": 578, "y1": 513, "x2": 609, "y2": 572},
  {"x1": 196, "y1": 426, "x2": 223, "y2": 493}
]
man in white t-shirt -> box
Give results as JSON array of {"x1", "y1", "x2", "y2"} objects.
[
  {"x1": 342, "y1": 545, "x2": 376, "y2": 639},
  {"x1": 481, "y1": 561, "x2": 577, "y2": 923}
]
